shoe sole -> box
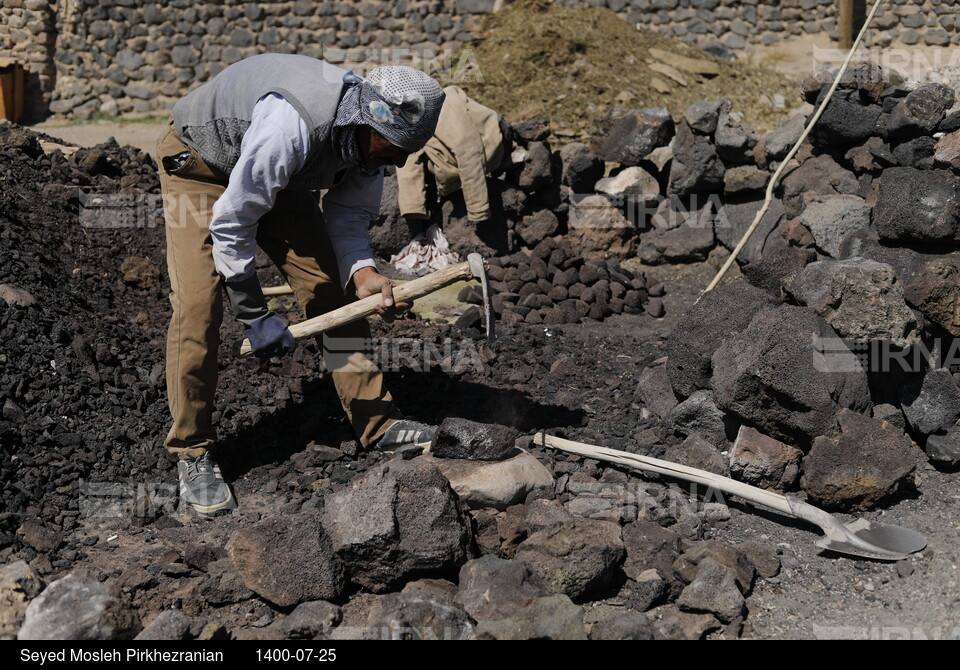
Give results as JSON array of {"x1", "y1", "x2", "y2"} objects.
[{"x1": 181, "y1": 488, "x2": 237, "y2": 518}]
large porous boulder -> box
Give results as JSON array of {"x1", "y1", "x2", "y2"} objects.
[
  {"x1": 364, "y1": 594, "x2": 475, "y2": 641},
  {"x1": 18, "y1": 573, "x2": 141, "y2": 640},
  {"x1": 667, "y1": 122, "x2": 725, "y2": 196},
  {"x1": 898, "y1": 368, "x2": 960, "y2": 437},
  {"x1": 559, "y1": 142, "x2": 604, "y2": 193},
  {"x1": 227, "y1": 511, "x2": 346, "y2": 607},
  {"x1": 886, "y1": 83, "x2": 956, "y2": 138},
  {"x1": 743, "y1": 246, "x2": 818, "y2": 298},
  {"x1": 676, "y1": 558, "x2": 745, "y2": 624},
  {"x1": 873, "y1": 168, "x2": 960, "y2": 245},
  {"x1": 456, "y1": 556, "x2": 550, "y2": 621},
  {"x1": 711, "y1": 305, "x2": 872, "y2": 446},
  {"x1": 801, "y1": 409, "x2": 918, "y2": 510},
  {"x1": 0, "y1": 561, "x2": 44, "y2": 639},
  {"x1": 672, "y1": 540, "x2": 756, "y2": 595},
  {"x1": 781, "y1": 154, "x2": 860, "y2": 219},
  {"x1": 729, "y1": 426, "x2": 802, "y2": 491},
  {"x1": 810, "y1": 95, "x2": 883, "y2": 146},
  {"x1": 515, "y1": 518, "x2": 625, "y2": 602},
  {"x1": 567, "y1": 194, "x2": 638, "y2": 258},
  {"x1": 786, "y1": 258, "x2": 919, "y2": 347},
  {"x1": 666, "y1": 282, "x2": 777, "y2": 398},
  {"x1": 422, "y1": 450, "x2": 554, "y2": 511},
  {"x1": 474, "y1": 594, "x2": 587, "y2": 640},
  {"x1": 714, "y1": 197, "x2": 786, "y2": 265},
  {"x1": 322, "y1": 460, "x2": 472, "y2": 593},
  {"x1": 934, "y1": 128, "x2": 960, "y2": 169},
  {"x1": 591, "y1": 107, "x2": 675, "y2": 166},
  {"x1": 842, "y1": 239, "x2": 960, "y2": 336},
  {"x1": 799, "y1": 195, "x2": 872, "y2": 258}
]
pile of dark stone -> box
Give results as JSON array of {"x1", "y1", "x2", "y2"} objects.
[
  {"x1": 473, "y1": 238, "x2": 665, "y2": 326},
  {"x1": 635, "y1": 63, "x2": 960, "y2": 517}
]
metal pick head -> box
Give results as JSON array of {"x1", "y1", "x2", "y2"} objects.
[{"x1": 467, "y1": 253, "x2": 496, "y2": 342}]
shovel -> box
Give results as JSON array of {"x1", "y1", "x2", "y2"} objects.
[
  {"x1": 535, "y1": 433, "x2": 927, "y2": 562},
  {"x1": 240, "y1": 253, "x2": 495, "y2": 356}
]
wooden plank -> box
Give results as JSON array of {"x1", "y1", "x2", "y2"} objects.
[{"x1": 839, "y1": 0, "x2": 854, "y2": 49}]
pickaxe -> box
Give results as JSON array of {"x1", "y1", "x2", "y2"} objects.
[{"x1": 239, "y1": 253, "x2": 495, "y2": 357}]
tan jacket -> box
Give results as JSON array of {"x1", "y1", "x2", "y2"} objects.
[{"x1": 397, "y1": 85, "x2": 505, "y2": 223}]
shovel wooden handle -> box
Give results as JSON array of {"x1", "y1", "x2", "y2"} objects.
[{"x1": 240, "y1": 260, "x2": 477, "y2": 357}]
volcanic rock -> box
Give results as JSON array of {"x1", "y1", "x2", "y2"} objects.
[
  {"x1": 765, "y1": 113, "x2": 806, "y2": 160},
  {"x1": 786, "y1": 258, "x2": 919, "y2": 347},
  {"x1": 891, "y1": 136, "x2": 936, "y2": 169},
  {"x1": 622, "y1": 521, "x2": 683, "y2": 582},
  {"x1": 742, "y1": 246, "x2": 817, "y2": 298},
  {"x1": 781, "y1": 153, "x2": 859, "y2": 219},
  {"x1": 567, "y1": 194, "x2": 637, "y2": 258},
  {"x1": 729, "y1": 426, "x2": 802, "y2": 491},
  {"x1": 559, "y1": 142, "x2": 604, "y2": 194},
  {"x1": 456, "y1": 555, "x2": 550, "y2": 621},
  {"x1": 473, "y1": 594, "x2": 586, "y2": 640},
  {"x1": 322, "y1": 459, "x2": 472, "y2": 593},
  {"x1": 515, "y1": 209, "x2": 559, "y2": 247},
  {"x1": 898, "y1": 368, "x2": 960, "y2": 437},
  {"x1": 676, "y1": 558, "x2": 745, "y2": 624},
  {"x1": 422, "y1": 449, "x2": 554, "y2": 510},
  {"x1": 590, "y1": 107, "x2": 674, "y2": 166},
  {"x1": 635, "y1": 357, "x2": 679, "y2": 419},
  {"x1": 801, "y1": 409, "x2": 918, "y2": 510},
  {"x1": 667, "y1": 122, "x2": 725, "y2": 196},
  {"x1": 666, "y1": 281, "x2": 777, "y2": 398},
  {"x1": 280, "y1": 601, "x2": 343, "y2": 640},
  {"x1": 0, "y1": 561, "x2": 44, "y2": 639},
  {"x1": 513, "y1": 116, "x2": 551, "y2": 144},
  {"x1": 873, "y1": 168, "x2": 960, "y2": 245},
  {"x1": 515, "y1": 518, "x2": 625, "y2": 602},
  {"x1": 227, "y1": 511, "x2": 346, "y2": 608},
  {"x1": 135, "y1": 610, "x2": 191, "y2": 641},
  {"x1": 714, "y1": 196, "x2": 785, "y2": 264},
  {"x1": 365, "y1": 593, "x2": 475, "y2": 641},
  {"x1": 18, "y1": 573, "x2": 140, "y2": 640},
  {"x1": 933, "y1": 128, "x2": 960, "y2": 169},
  {"x1": 711, "y1": 305, "x2": 872, "y2": 445},
  {"x1": 887, "y1": 83, "x2": 955, "y2": 138},
  {"x1": 924, "y1": 422, "x2": 960, "y2": 467},
  {"x1": 798, "y1": 195, "x2": 872, "y2": 258},
  {"x1": 431, "y1": 418, "x2": 519, "y2": 461},
  {"x1": 588, "y1": 612, "x2": 655, "y2": 640},
  {"x1": 595, "y1": 166, "x2": 661, "y2": 205},
  {"x1": 810, "y1": 97, "x2": 882, "y2": 146},
  {"x1": 513, "y1": 141, "x2": 553, "y2": 192}
]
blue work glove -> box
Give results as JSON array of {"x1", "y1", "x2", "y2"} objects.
[
  {"x1": 224, "y1": 275, "x2": 296, "y2": 359},
  {"x1": 245, "y1": 312, "x2": 297, "y2": 359}
]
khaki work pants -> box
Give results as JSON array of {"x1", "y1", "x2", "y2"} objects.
[{"x1": 155, "y1": 122, "x2": 400, "y2": 459}]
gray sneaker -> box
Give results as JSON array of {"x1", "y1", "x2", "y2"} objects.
[
  {"x1": 373, "y1": 419, "x2": 437, "y2": 454},
  {"x1": 177, "y1": 452, "x2": 236, "y2": 517}
]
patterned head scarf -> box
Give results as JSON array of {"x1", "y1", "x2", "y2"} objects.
[{"x1": 332, "y1": 66, "x2": 445, "y2": 167}]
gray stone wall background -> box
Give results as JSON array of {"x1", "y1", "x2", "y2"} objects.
[{"x1": 3, "y1": 0, "x2": 960, "y2": 121}]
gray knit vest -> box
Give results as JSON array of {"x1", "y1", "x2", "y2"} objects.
[{"x1": 172, "y1": 54, "x2": 348, "y2": 191}]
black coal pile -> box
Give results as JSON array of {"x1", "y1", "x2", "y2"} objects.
[{"x1": 0, "y1": 124, "x2": 171, "y2": 549}]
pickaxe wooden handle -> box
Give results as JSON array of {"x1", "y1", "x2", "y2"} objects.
[{"x1": 240, "y1": 254, "x2": 494, "y2": 357}]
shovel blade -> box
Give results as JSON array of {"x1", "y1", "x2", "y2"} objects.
[{"x1": 816, "y1": 519, "x2": 927, "y2": 561}]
